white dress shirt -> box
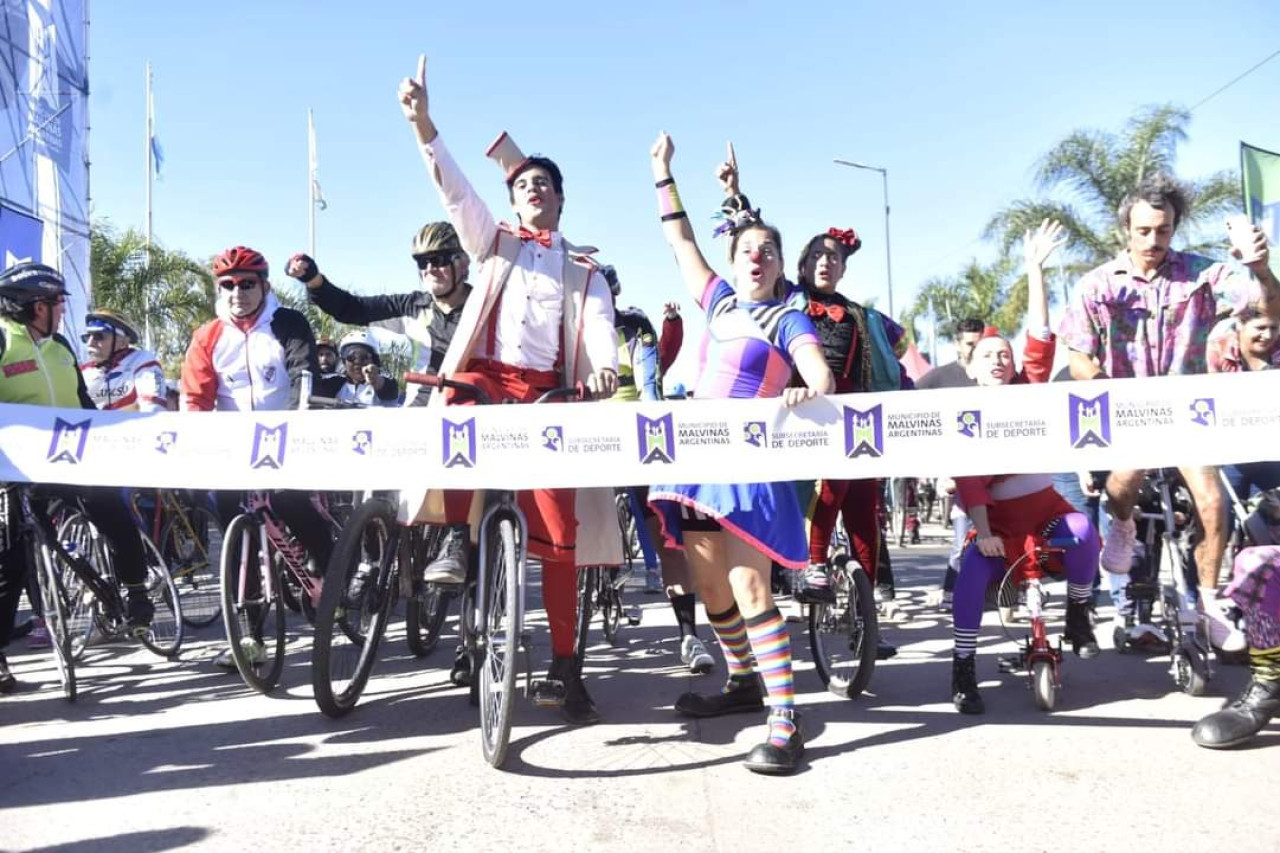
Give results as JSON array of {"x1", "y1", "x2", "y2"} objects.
[{"x1": 419, "y1": 135, "x2": 616, "y2": 373}]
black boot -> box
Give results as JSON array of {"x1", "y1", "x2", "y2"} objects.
[
  {"x1": 952, "y1": 654, "x2": 984, "y2": 714},
  {"x1": 674, "y1": 672, "x2": 765, "y2": 718},
  {"x1": 744, "y1": 708, "x2": 804, "y2": 775},
  {"x1": 0, "y1": 653, "x2": 17, "y2": 694},
  {"x1": 1065, "y1": 599, "x2": 1100, "y2": 659},
  {"x1": 537, "y1": 655, "x2": 600, "y2": 726},
  {"x1": 1192, "y1": 677, "x2": 1280, "y2": 749}
]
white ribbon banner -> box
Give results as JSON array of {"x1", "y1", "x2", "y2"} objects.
[{"x1": 1, "y1": 371, "x2": 1278, "y2": 491}]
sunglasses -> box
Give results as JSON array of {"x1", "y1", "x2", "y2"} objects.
[
  {"x1": 218, "y1": 277, "x2": 260, "y2": 292},
  {"x1": 414, "y1": 252, "x2": 456, "y2": 271},
  {"x1": 80, "y1": 330, "x2": 109, "y2": 343},
  {"x1": 344, "y1": 353, "x2": 373, "y2": 365}
]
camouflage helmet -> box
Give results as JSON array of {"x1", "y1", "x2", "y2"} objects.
[{"x1": 412, "y1": 222, "x2": 463, "y2": 256}]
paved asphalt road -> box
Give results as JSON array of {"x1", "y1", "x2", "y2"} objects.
[{"x1": 1, "y1": 532, "x2": 1277, "y2": 853}]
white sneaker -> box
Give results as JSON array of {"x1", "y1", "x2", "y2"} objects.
[
  {"x1": 680, "y1": 635, "x2": 714, "y2": 674},
  {"x1": 1201, "y1": 598, "x2": 1247, "y2": 653},
  {"x1": 1100, "y1": 516, "x2": 1137, "y2": 574},
  {"x1": 214, "y1": 639, "x2": 266, "y2": 669}
]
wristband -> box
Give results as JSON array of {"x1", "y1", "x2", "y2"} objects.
[
  {"x1": 657, "y1": 181, "x2": 685, "y2": 220},
  {"x1": 655, "y1": 178, "x2": 675, "y2": 188}
]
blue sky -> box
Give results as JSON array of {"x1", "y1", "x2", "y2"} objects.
[{"x1": 88, "y1": 1, "x2": 1280, "y2": 380}]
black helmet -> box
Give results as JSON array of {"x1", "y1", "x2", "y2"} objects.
[{"x1": 0, "y1": 262, "x2": 67, "y2": 303}]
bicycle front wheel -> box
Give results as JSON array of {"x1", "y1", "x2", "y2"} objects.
[
  {"x1": 573, "y1": 566, "x2": 596, "y2": 666},
  {"x1": 34, "y1": 539, "x2": 76, "y2": 701},
  {"x1": 312, "y1": 498, "x2": 397, "y2": 718},
  {"x1": 160, "y1": 504, "x2": 223, "y2": 628},
  {"x1": 220, "y1": 514, "x2": 286, "y2": 693},
  {"x1": 55, "y1": 512, "x2": 100, "y2": 659},
  {"x1": 137, "y1": 533, "x2": 183, "y2": 658},
  {"x1": 809, "y1": 558, "x2": 879, "y2": 698},
  {"x1": 479, "y1": 514, "x2": 519, "y2": 768}
]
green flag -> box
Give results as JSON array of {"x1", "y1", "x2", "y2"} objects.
[{"x1": 1241, "y1": 141, "x2": 1280, "y2": 275}]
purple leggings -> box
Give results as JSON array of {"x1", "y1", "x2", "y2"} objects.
[{"x1": 953, "y1": 512, "x2": 1099, "y2": 633}]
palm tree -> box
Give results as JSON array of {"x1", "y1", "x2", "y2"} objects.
[
  {"x1": 984, "y1": 104, "x2": 1240, "y2": 269},
  {"x1": 901, "y1": 256, "x2": 1028, "y2": 344},
  {"x1": 89, "y1": 223, "x2": 215, "y2": 375}
]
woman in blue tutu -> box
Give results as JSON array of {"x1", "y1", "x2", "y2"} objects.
[{"x1": 647, "y1": 133, "x2": 834, "y2": 774}]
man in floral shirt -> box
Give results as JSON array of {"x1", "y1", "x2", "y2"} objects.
[{"x1": 1060, "y1": 173, "x2": 1278, "y2": 652}]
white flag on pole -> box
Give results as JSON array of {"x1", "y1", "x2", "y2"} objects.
[{"x1": 308, "y1": 110, "x2": 326, "y2": 211}]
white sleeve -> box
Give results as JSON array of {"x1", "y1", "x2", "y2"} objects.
[
  {"x1": 582, "y1": 270, "x2": 618, "y2": 373},
  {"x1": 419, "y1": 135, "x2": 499, "y2": 261},
  {"x1": 134, "y1": 355, "x2": 168, "y2": 413}
]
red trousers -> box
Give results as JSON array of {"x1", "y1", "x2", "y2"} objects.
[
  {"x1": 442, "y1": 358, "x2": 578, "y2": 657},
  {"x1": 808, "y1": 478, "x2": 883, "y2": 584}
]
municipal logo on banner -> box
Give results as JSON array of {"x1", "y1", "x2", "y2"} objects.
[
  {"x1": 1068, "y1": 393, "x2": 1110, "y2": 448},
  {"x1": 1189, "y1": 398, "x2": 1216, "y2": 427},
  {"x1": 637, "y1": 413, "x2": 675, "y2": 464},
  {"x1": 154, "y1": 431, "x2": 177, "y2": 454},
  {"x1": 541, "y1": 425, "x2": 564, "y2": 452},
  {"x1": 743, "y1": 421, "x2": 767, "y2": 448},
  {"x1": 443, "y1": 418, "x2": 477, "y2": 468},
  {"x1": 351, "y1": 430, "x2": 373, "y2": 455},
  {"x1": 250, "y1": 423, "x2": 288, "y2": 469},
  {"x1": 956, "y1": 410, "x2": 982, "y2": 439},
  {"x1": 843, "y1": 405, "x2": 884, "y2": 458},
  {"x1": 47, "y1": 418, "x2": 90, "y2": 464}
]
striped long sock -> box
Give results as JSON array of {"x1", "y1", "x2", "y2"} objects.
[
  {"x1": 707, "y1": 604, "x2": 754, "y2": 684},
  {"x1": 1067, "y1": 583, "x2": 1094, "y2": 603},
  {"x1": 744, "y1": 607, "x2": 796, "y2": 748}
]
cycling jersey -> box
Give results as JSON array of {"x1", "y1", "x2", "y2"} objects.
[
  {"x1": 0, "y1": 316, "x2": 93, "y2": 408},
  {"x1": 81, "y1": 346, "x2": 167, "y2": 412},
  {"x1": 180, "y1": 291, "x2": 318, "y2": 412},
  {"x1": 614, "y1": 307, "x2": 660, "y2": 402}
]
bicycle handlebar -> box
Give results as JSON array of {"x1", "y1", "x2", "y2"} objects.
[{"x1": 307, "y1": 395, "x2": 363, "y2": 410}]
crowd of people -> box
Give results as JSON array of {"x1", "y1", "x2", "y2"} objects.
[{"x1": 0, "y1": 54, "x2": 1277, "y2": 775}]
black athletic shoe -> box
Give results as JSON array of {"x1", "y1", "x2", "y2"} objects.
[
  {"x1": 126, "y1": 591, "x2": 155, "y2": 637},
  {"x1": 675, "y1": 673, "x2": 765, "y2": 718}
]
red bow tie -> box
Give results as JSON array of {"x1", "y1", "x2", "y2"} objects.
[
  {"x1": 517, "y1": 227, "x2": 553, "y2": 248},
  {"x1": 808, "y1": 301, "x2": 846, "y2": 323}
]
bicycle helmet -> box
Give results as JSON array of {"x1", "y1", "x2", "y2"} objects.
[
  {"x1": 412, "y1": 222, "x2": 463, "y2": 256},
  {"x1": 84, "y1": 309, "x2": 141, "y2": 344},
  {"x1": 338, "y1": 330, "x2": 380, "y2": 367},
  {"x1": 0, "y1": 262, "x2": 67, "y2": 303},
  {"x1": 212, "y1": 245, "x2": 269, "y2": 278}
]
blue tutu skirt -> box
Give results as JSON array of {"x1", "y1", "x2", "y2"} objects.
[{"x1": 648, "y1": 481, "x2": 807, "y2": 569}]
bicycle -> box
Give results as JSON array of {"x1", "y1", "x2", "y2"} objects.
[
  {"x1": 807, "y1": 523, "x2": 879, "y2": 698},
  {"x1": 1111, "y1": 469, "x2": 1210, "y2": 695},
  {"x1": 406, "y1": 370, "x2": 589, "y2": 768},
  {"x1": 219, "y1": 490, "x2": 340, "y2": 693},
  {"x1": 995, "y1": 536, "x2": 1080, "y2": 712},
  {"x1": 130, "y1": 489, "x2": 224, "y2": 628},
  {"x1": 19, "y1": 487, "x2": 183, "y2": 701}
]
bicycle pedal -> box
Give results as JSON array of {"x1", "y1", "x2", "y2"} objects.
[{"x1": 529, "y1": 678, "x2": 566, "y2": 708}]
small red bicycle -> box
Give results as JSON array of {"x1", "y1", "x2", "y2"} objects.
[{"x1": 997, "y1": 536, "x2": 1080, "y2": 711}]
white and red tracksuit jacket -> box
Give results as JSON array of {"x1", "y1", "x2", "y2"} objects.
[
  {"x1": 81, "y1": 346, "x2": 167, "y2": 412},
  {"x1": 180, "y1": 291, "x2": 318, "y2": 412}
]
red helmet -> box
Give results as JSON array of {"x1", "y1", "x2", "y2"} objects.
[{"x1": 212, "y1": 246, "x2": 269, "y2": 278}]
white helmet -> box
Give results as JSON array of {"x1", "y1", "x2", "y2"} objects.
[{"x1": 338, "y1": 330, "x2": 380, "y2": 367}]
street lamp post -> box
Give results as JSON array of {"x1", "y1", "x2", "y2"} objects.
[{"x1": 833, "y1": 159, "x2": 894, "y2": 319}]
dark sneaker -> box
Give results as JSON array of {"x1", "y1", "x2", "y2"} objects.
[
  {"x1": 675, "y1": 673, "x2": 765, "y2": 718},
  {"x1": 876, "y1": 641, "x2": 898, "y2": 660},
  {"x1": 1065, "y1": 599, "x2": 1100, "y2": 659},
  {"x1": 795, "y1": 563, "x2": 836, "y2": 605},
  {"x1": 1191, "y1": 678, "x2": 1280, "y2": 749},
  {"x1": 952, "y1": 654, "x2": 985, "y2": 714},
  {"x1": 449, "y1": 645, "x2": 472, "y2": 687},
  {"x1": 744, "y1": 708, "x2": 804, "y2": 775},
  {"x1": 126, "y1": 591, "x2": 155, "y2": 637},
  {"x1": 423, "y1": 525, "x2": 469, "y2": 585}
]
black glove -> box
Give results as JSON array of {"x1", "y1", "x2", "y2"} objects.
[{"x1": 286, "y1": 253, "x2": 319, "y2": 283}]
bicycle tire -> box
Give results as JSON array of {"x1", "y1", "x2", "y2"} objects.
[
  {"x1": 600, "y1": 568, "x2": 622, "y2": 645},
  {"x1": 159, "y1": 504, "x2": 223, "y2": 628},
  {"x1": 1031, "y1": 660, "x2": 1056, "y2": 711},
  {"x1": 311, "y1": 497, "x2": 397, "y2": 717},
  {"x1": 220, "y1": 514, "x2": 286, "y2": 693},
  {"x1": 34, "y1": 538, "x2": 76, "y2": 701},
  {"x1": 55, "y1": 512, "x2": 100, "y2": 659},
  {"x1": 406, "y1": 586, "x2": 451, "y2": 658},
  {"x1": 574, "y1": 566, "x2": 596, "y2": 666},
  {"x1": 809, "y1": 558, "x2": 879, "y2": 698},
  {"x1": 137, "y1": 532, "x2": 184, "y2": 658},
  {"x1": 480, "y1": 514, "x2": 519, "y2": 768}
]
